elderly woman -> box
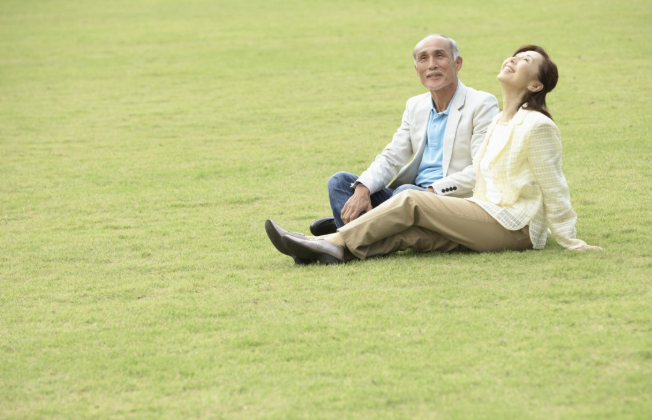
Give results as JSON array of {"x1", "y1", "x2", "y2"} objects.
[{"x1": 266, "y1": 45, "x2": 601, "y2": 264}]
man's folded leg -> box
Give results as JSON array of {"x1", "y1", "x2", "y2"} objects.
[
  {"x1": 310, "y1": 171, "x2": 393, "y2": 235},
  {"x1": 309, "y1": 217, "x2": 337, "y2": 236}
]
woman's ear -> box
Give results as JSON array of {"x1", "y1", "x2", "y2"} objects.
[{"x1": 528, "y1": 81, "x2": 544, "y2": 93}]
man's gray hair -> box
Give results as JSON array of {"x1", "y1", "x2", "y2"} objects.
[{"x1": 413, "y1": 34, "x2": 460, "y2": 64}]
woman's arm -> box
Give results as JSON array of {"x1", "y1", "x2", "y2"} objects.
[{"x1": 526, "y1": 120, "x2": 600, "y2": 250}]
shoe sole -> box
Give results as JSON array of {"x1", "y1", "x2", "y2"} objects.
[
  {"x1": 282, "y1": 236, "x2": 342, "y2": 265},
  {"x1": 265, "y1": 220, "x2": 311, "y2": 265}
]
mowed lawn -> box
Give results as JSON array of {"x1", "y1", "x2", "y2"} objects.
[{"x1": 1, "y1": 0, "x2": 651, "y2": 418}]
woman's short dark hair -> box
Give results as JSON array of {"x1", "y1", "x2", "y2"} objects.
[{"x1": 513, "y1": 45, "x2": 558, "y2": 120}]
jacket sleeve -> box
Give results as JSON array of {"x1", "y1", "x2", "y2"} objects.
[
  {"x1": 431, "y1": 94, "x2": 499, "y2": 196},
  {"x1": 527, "y1": 121, "x2": 587, "y2": 249},
  {"x1": 356, "y1": 100, "x2": 416, "y2": 194}
]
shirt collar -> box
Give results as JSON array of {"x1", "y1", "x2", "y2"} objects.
[{"x1": 430, "y1": 83, "x2": 459, "y2": 116}]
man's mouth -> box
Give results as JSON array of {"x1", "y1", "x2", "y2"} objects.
[{"x1": 427, "y1": 72, "x2": 443, "y2": 78}]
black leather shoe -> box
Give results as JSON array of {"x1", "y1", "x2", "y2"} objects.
[
  {"x1": 265, "y1": 220, "x2": 312, "y2": 265},
  {"x1": 309, "y1": 217, "x2": 337, "y2": 236},
  {"x1": 281, "y1": 235, "x2": 344, "y2": 265}
]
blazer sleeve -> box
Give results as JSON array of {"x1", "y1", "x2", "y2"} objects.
[
  {"x1": 431, "y1": 94, "x2": 499, "y2": 196},
  {"x1": 527, "y1": 121, "x2": 587, "y2": 249},
  {"x1": 356, "y1": 100, "x2": 416, "y2": 194}
]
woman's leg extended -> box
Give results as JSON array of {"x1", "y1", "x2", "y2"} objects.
[
  {"x1": 359, "y1": 226, "x2": 462, "y2": 258},
  {"x1": 338, "y1": 190, "x2": 532, "y2": 259}
]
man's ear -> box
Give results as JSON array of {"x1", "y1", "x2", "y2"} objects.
[
  {"x1": 528, "y1": 81, "x2": 543, "y2": 93},
  {"x1": 455, "y1": 56, "x2": 463, "y2": 72}
]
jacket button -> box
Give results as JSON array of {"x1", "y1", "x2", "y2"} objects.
[{"x1": 453, "y1": 186, "x2": 457, "y2": 191}]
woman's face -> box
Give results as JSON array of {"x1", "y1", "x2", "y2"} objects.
[{"x1": 497, "y1": 50, "x2": 545, "y2": 93}]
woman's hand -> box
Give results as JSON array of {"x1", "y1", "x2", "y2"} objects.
[{"x1": 573, "y1": 244, "x2": 603, "y2": 251}]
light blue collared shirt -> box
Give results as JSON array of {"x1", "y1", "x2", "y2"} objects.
[{"x1": 414, "y1": 88, "x2": 457, "y2": 187}]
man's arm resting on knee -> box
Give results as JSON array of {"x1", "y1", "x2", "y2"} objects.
[{"x1": 341, "y1": 184, "x2": 373, "y2": 224}]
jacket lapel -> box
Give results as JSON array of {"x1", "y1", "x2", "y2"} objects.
[
  {"x1": 488, "y1": 108, "x2": 528, "y2": 164},
  {"x1": 415, "y1": 96, "x2": 432, "y2": 155},
  {"x1": 390, "y1": 94, "x2": 432, "y2": 187},
  {"x1": 410, "y1": 95, "x2": 434, "y2": 171},
  {"x1": 442, "y1": 82, "x2": 466, "y2": 175}
]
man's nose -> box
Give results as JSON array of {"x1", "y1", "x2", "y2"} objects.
[{"x1": 428, "y1": 57, "x2": 437, "y2": 69}]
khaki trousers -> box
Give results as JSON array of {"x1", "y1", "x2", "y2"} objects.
[{"x1": 338, "y1": 190, "x2": 533, "y2": 259}]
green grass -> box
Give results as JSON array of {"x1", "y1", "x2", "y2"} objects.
[{"x1": 1, "y1": 0, "x2": 651, "y2": 418}]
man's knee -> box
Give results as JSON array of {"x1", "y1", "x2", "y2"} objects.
[{"x1": 328, "y1": 171, "x2": 356, "y2": 190}]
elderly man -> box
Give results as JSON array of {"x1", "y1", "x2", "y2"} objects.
[{"x1": 309, "y1": 34, "x2": 498, "y2": 236}]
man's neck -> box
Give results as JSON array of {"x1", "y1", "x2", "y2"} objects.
[{"x1": 430, "y1": 81, "x2": 458, "y2": 113}]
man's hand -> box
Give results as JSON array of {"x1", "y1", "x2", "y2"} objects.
[
  {"x1": 341, "y1": 185, "x2": 373, "y2": 224},
  {"x1": 426, "y1": 186, "x2": 435, "y2": 193}
]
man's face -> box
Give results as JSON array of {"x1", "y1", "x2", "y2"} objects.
[{"x1": 414, "y1": 36, "x2": 462, "y2": 92}]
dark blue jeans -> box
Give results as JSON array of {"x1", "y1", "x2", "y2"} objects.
[{"x1": 327, "y1": 172, "x2": 426, "y2": 228}]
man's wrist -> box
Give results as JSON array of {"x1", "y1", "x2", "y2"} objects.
[{"x1": 354, "y1": 183, "x2": 370, "y2": 195}]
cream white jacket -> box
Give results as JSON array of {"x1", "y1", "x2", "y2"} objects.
[{"x1": 469, "y1": 109, "x2": 587, "y2": 249}]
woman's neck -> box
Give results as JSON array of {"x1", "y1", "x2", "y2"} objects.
[{"x1": 500, "y1": 86, "x2": 526, "y2": 123}]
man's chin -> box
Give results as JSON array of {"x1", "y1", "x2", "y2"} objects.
[{"x1": 429, "y1": 85, "x2": 447, "y2": 92}]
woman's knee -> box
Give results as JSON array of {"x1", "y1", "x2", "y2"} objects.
[
  {"x1": 392, "y1": 189, "x2": 418, "y2": 207},
  {"x1": 400, "y1": 188, "x2": 445, "y2": 210},
  {"x1": 402, "y1": 189, "x2": 423, "y2": 201}
]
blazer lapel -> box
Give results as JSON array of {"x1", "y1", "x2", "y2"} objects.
[
  {"x1": 442, "y1": 82, "x2": 466, "y2": 175},
  {"x1": 390, "y1": 94, "x2": 432, "y2": 187},
  {"x1": 410, "y1": 95, "x2": 433, "y2": 169},
  {"x1": 414, "y1": 96, "x2": 432, "y2": 155}
]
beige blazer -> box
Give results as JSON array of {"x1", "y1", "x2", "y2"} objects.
[{"x1": 356, "y1": 81, "x2": 498, "y2": 197}]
